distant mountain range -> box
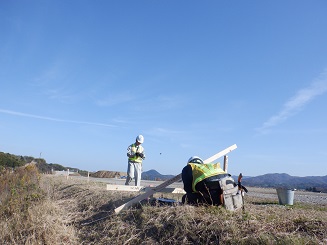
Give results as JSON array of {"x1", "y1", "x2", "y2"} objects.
[
  {"x1": 142, "y1": 169, "x2": 175, "y2": 181},
  {"x1": 242, "y1": 173, "x2": 327, "y2": 192},
  {"x1": 142, "y1": 170, "x2": 327, "y2": 193}
]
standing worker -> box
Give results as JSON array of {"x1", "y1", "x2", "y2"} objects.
[{"x1": 125, "y1": 135, "x2": 146, "y2": 186}]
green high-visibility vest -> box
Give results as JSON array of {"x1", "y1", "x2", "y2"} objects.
[
  {"x1": 128, "y1": 144, "x2": 144, "y2": 163},
  {"x1": 189, "y1": 163, "x2": 226, "y2": 192}
]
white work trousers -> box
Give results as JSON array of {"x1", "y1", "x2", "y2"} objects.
[{"x1": 125, "y1": 161, "x2": 142, "y2": 186}]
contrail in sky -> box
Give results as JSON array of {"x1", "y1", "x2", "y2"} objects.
[
  {"x1": 0, "y1": 109, "x2": 116, "y2": 127},
  {"x1": 257, "y1": 69, "x2": 327, "y2": 133}
]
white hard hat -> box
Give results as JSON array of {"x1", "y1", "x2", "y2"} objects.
[
  {"x1": 187, "y1": 156, "x2": 203, "y2": 164},
  {"x1": 136, "y1": 135, "x2": 144, "y2": 143}
]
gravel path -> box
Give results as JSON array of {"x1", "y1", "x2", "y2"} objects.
[{"x1": 247, "y1": 187, "x2": 327, "y2": 205}]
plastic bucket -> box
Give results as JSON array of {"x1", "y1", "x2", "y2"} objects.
[{"x1": 276, "y1": 188, "x2": 295, "y2": 205}]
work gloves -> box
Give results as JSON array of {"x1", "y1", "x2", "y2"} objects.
[{"x1": 135, "y1": 152, "x2": 144, "y2": 159}]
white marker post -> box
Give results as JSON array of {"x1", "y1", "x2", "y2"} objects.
[
  {"x1": 223, "y1": 155, "x2": 228, "y2": 172},
  {"x1": 114, "y1": 144, "x2": 237, "y2": 214}
]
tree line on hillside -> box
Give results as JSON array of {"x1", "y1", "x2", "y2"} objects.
[
  {"x1": 0, "y1": 152, "x2": 25, "y2": 169},
  {"x1": 0, "y1": 152, "x2": 88, "y2": 176}
]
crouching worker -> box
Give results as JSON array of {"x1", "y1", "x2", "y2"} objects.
[{"x1": 181, "y1": 156, "x2": 244, "y2": 210}]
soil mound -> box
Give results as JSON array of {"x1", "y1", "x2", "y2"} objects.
[{"x1": 90, "y1": 170, "x2": 126, "y2": 178}]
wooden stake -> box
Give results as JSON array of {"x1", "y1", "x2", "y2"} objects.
[
  {"x1": 106, "y1": 185, "x2": 186, "y2": 194},
  {"x1": 223, "y1": 155, "x2": 228, "y2": 172},
  {"x1": 203, "y1": 144, "x2": 237, "y2": 163}
]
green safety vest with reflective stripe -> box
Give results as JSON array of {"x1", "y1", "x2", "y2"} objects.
[
  {"x1": 128, "y1": 144, "x2": 144, "y2": 163},
  {"x1": 189, "y1": 163, "x2": 226, "y2": 192}
]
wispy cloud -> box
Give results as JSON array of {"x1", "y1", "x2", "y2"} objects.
[
  {"x1": 30, "y1": 64, "x2": 82, "y2": 104},
  {"x1": 144, "y1": 127, "x2": 187, "y2": 142},
  {"x1": 44, "y1": 87, "x2": 81, "y2": 104},
  {"x1": 95, "y1": 92, "x2": 135, "y2": 107},
  {"x1": 0, "y1": 109, "x2": 116, "y2": 127},
  {"x1": 156, "y1": 95, "x2": 184, "y2": 109},
  {"x1": 257, "y1": 69, "x2": 327, "y2": 134},
  {"x1": 133, "y1": 95, "x2": 185, "y2": 113}
]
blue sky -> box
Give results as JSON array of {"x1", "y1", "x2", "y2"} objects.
[{"x1": 1, "y1": 1, "x2": 327, "y2": 177}]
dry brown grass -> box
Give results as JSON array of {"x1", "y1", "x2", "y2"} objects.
[
  {"x1": 44, "y1": 176, "x2": 327, "y2": 245},
  {"x1": 0, "y1": 165, "x2": 78, "y2": 244},
  {"x1": 1, "y1": 172, "x2": 327, "y2": 244}
]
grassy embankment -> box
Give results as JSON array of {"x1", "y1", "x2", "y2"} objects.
[
  {"x1": 0, "y1": 165, "x2": 77, "y2": 244},
  {"x1": 1, "y1": 167, "x2": 326, "y2": 244}
]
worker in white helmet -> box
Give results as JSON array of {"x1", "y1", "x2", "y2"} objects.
[
  {"x1": 125, "y1": 135, "x2": 146, "y2": 186},
  {"x1": 181, "y1": 156, "x2": 227, "y2": 205},
  {"x1": 182, "y1": 156, "x2": 204, "y2": 193}
]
